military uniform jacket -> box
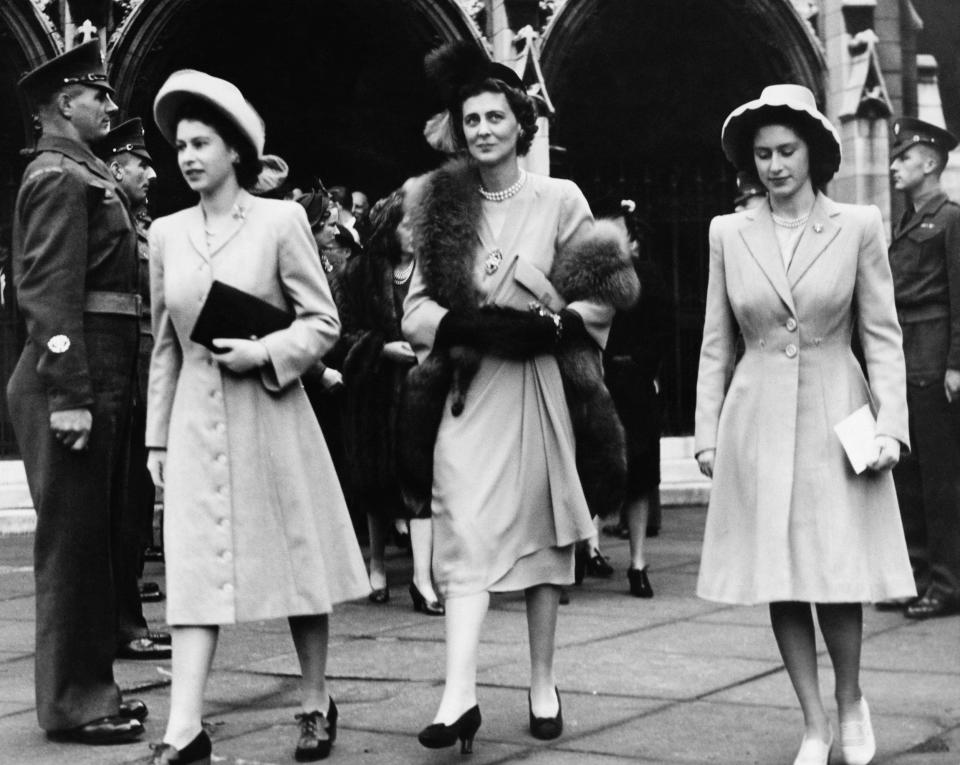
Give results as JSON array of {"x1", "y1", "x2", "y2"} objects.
[
  {"x1": 889, "y1": 191, "x2": 960, "y2": 381},
  {"x1": 12, "y1": 135, "x2": 138, "y2": 411}
]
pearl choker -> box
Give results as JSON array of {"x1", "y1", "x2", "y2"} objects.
[
  {"x1": 478, "y1": 170, "x2": 527, "y2": 202},
  {"x1": 772, "y1": 213, "x2": 810, "y2": 229}
]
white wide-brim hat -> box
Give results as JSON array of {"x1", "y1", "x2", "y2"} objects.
[
  {"x1": 153, "y1": 69, "x2": 265, "y2": 158},
  {"x1": 721, "y1": 84, "x2": 841, "y2": 179}
]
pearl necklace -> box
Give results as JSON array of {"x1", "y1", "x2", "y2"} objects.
[
  {"x1": 393, "y1": 260, "x2": 414, "y2": 285},
  {"x1": 478, "y1": 170, "x2": 527, "y2": 202},
  {"x1": 771, "y1": 205, "x2": 811, "y2": 229}
]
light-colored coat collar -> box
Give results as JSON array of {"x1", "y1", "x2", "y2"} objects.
[
  {"x1": 738, "y1": 192, "x2": 842, "y2": 314},
  {"x1": 186, "y1": 190, "x2": 255, "y2": 261}
]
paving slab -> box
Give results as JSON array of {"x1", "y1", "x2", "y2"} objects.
[{"x1": 1, "y1": 509, "x2": 958, "y2": 765}]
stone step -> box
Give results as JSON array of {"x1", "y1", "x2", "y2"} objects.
[{"x1": 0, "y1": 437, "x2": 711, "y2": 534}]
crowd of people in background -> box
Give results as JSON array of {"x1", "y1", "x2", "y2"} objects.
[{"x1": 5, "y1": 30, "x2": 959, "y2": 765}]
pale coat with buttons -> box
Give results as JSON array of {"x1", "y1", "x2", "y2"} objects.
[
  {"x1": 146, "y1": 194, "x2": 369, "y2": 624},
  {"x1": 694, "y1": 194, "x2": 916, "y2": 604}
]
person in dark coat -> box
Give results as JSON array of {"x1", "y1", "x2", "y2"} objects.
[
  {"x1": 887, "y1": 116, "x2": 960, "y2": 619},
  {"x1": 6, "y1": 41, "x2": 147, "y2": 744},
  {"x1": 601, "y1": 199, "x2": 675, "y2": 597},
  {"x1": 95, "y1": 117, "x2": 171, "y2": 660},
  {"x1": 337, "y1": 180, "x2": 443, "y2": 613}
]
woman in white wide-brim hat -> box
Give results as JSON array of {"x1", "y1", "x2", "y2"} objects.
[
  {"x1": 145, "y1": 69, "x2": 369, "y2": 764},
  {"x1": 694, "y1": 84, "x2": 915, "y2": 765}
]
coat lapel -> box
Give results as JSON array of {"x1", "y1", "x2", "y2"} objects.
[
  {"x1": 787, "y1": 193, "x2": 841, "y2": 288},
  {"x1": 186, "y1": 206, "x2": 209, "y2": 262},
  {"x1": 894, "y1": 193, "x2": 947, "y2": 240},
  {"x1": 186, "y1": 194, "x2": 253, "y2": 261},
  {"x1": 739, "y1": 203, "x2": 796, "y2": 313}
]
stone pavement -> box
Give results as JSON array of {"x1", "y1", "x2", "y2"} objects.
[{"x1": 0, "y1": 505, "x2": 958, "y2": 765}]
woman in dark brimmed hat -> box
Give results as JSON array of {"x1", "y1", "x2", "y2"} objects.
[
  {"x1": 694, "y1": 84, "x2": 915, "y2": 765},
  {"x1": 402, "y1": 42, "x2": 638, "y2": 751},
  {"x1": 146, "y1": 70, "x2": 368, "y2": 764}
]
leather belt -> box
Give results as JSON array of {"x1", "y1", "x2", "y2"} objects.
[{"x1": 84, "y1": 291, "x2": 142, "y2": 317}]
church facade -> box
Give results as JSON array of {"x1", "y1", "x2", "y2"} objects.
[{"x1": 0, "y1": 0, "x2": 954, "y2": 451}]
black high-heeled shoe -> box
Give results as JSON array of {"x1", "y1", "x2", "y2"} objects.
[
  {"x1": 148, "y1": 730, "x2": 212, "y2": 764},
  {"x1": 368, "y1": 586, "x2": 389, "y2": 604},
  {"x1": 529, "y1": 688, "x2": 563, "y2": 740},
  {"x1": 418, "y1": 705, "x2": 481, "y2": 753},
  {"x1": 410, "y1": 583, "x2": 445, "y2": 616},
  {"x1": 294, "y1": 698, "x2": 338, "y2": 761},
  {"x1": 627, "y1": 566, "x2": 653, "y2": 598}
]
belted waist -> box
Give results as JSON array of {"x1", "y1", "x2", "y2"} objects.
[
  {"x1": 84, "y1": 291, "x2": 141, "y2": 317},
  {"x1": 897, "y1": 304, "x2": 949, "y2": 324}
]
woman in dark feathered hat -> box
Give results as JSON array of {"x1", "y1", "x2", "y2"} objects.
[{"x1": 401, "y1": 42, "x2": 639, "y2": 751}]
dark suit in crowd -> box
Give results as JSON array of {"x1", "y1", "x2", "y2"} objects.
[{"x1": 889, "y1": 191, "x2": 960, "y2": 605}]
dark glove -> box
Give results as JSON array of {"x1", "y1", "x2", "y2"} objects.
[
  {"x1": 557, "y1": 308, "x2": 589, "y2": 346},
  {"x1": 435, "y1": 307, "x2": 559, "y2": 359}
]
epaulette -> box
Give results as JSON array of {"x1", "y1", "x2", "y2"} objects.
[{"x1": 25, "y1": 166, "x2": 65, "y2": 182}]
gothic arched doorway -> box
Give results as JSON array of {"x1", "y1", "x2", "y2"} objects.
[
  {"x1": 542, "y1": 0, "x2": 824, "y2": 434},
  {"x1": 108, "y1": 0, "x2": 481, "y2": 215}
]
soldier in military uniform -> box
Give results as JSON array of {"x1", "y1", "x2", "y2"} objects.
[
  {"x1": 887, "y1": 116, "x2": 960, "y2": 619},
  {"x1": 6, "y1": 41, "x2": 148, "y2": 742},
  {"x1": 95, "y1": 118, "x2": 171, "y2": 660}
]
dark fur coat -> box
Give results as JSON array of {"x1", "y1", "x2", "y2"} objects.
[
  {"x1": 335, "y1": 251, "x2": 411, "y2": 517},
  {"x1": 398, "y1": 159, "x2": 640, "y2": 518}
]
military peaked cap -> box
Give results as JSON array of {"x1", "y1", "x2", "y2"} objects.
[
  {"x1": 18, "y1": 41, "x2": 114, "y2": 103},
  {"x1": 96, "y1": 118, "x2": 152, "y2": 163},
  {"x1": 891, "y1": 117, "x2": 958, "y2": 159}
]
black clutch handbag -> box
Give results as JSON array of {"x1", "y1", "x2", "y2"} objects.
[{"x1": 190, "y1": 280, "x2": 293, "y2": 352}]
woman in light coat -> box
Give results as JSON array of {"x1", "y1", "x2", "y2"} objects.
[
  {"x1": 403, "y1": 42, "x2": 636, "y2": 752},
  {"x1": 695, "y1": 85, "x2": 915, "y2": 765},
  {"x1": 145, "y1": 70, "x2": 368, "y2": 764}
]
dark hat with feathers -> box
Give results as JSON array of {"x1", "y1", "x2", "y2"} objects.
[
  {"x1": 424, "y1": 41, "x2": 524, "y2": 110},
  {"x1": 422, "y1": 41, "x2": 524, "y2": 154}
]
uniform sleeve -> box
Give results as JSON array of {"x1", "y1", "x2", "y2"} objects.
[
  {"x1": 945, "y1": 206, "x2": 960, "y2": 370},
  {"x1": 694, "y1": 217, "x2": 738, "y2": 456},
  {"x1": 145, "y1": 221, "x2": 182, "y2": 449},
  {"x1": 259, "y1": 203, "x2": 341, "y2": 390},
  {"x1": 558, "y1": 180, "x2": 615, "y2": 347},
  {"x1": 855, "y1": 206, "x2": 910, "y2": 451},
  {"x1": 14, "y1": 166, "x2": 93, "y2": 412}
]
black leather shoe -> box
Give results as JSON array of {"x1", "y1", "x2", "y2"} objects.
[
  {"x1": 48, "y1": 715, "x2": 144, "y2": 744},
  {"x1": 628, "y1": 566, "x2": 653, "y2": 598},
  {"x1": 418, "y1": 705, "x2": 481, "y2": 753},
  {"x1": 118, "y1": 699, "x2": 148, "y2": 722},
  {"x1": 528, "y1": 688, "x2": 563, "y2": 740},
  {"x1": 143, "y1": 545, "x2": 165, "y2": 563},
  {"x1": 294, "y1": 698, "x2": 338, "y2": 761},
  {"x1": 368, "y1": 587, "x2": 389, "y2": 604},
  {"x1": 410, "y1": 583, "x2": 445, "y2": 616},
  {"x1": 875, "y1": 597, "x2": 918, "y2": 612},
  {"x1": 140, "y1": 581, "x2": 165, "y2": 602},
  {"x1": 117, "y1": 637, "x2": 171, "y2": 660},
  {"x1": 148, "y1": 730, "x2": 212, "y2": 764},
  {"x1": 586, "y1": 551, "x2": 614, "y2": 578},
  {"x1": 905, "y1": 588, "x2": 960, "y2": 620}
]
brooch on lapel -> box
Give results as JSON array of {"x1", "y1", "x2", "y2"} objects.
[{"x1": 484, "y1": 248, "x2": 503, "y2": 275}]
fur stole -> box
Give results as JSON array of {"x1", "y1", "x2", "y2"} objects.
[{"x1": 398, "y1": 159, "x2": 639, "y2": 518}]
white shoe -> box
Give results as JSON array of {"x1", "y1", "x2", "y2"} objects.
[
  {"x1": 840, "y1": 697, "x2": 876, "y2": 765},
  {"x1": 793, "y1": 728, "x2": 833, "y2": 765}
]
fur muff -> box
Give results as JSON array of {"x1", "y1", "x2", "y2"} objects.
[
  {"x1": 551, "y1": 219, "x2": 640, "y2": 518},
  {"x1": 397, "y1": 158, "x2": 639, "y2": 518}
]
